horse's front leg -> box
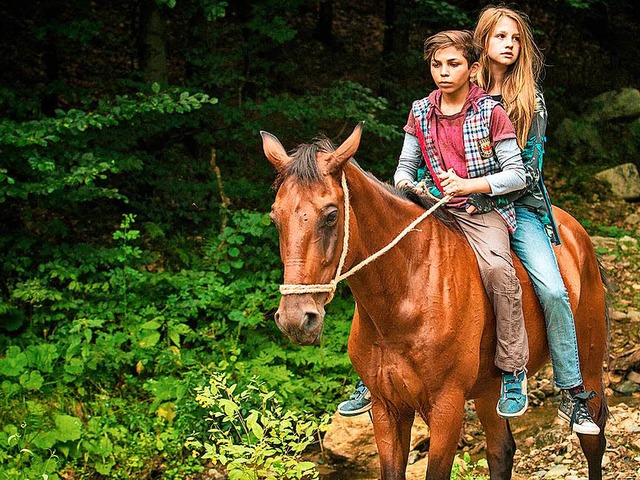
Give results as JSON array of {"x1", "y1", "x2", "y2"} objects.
[
  {"x1": 474, "y1": 394, "x2": 515, "y2": 480},
  {"x1": 371, "y1": 400, "x2": 415, "y2": 480},
  {"x1": 424, "y1": 392, "x2": 466, "y2": 480}
]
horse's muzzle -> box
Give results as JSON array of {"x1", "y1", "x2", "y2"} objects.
[{"x1": 274, "y1": 302, "x2": 324, "y2": 346}]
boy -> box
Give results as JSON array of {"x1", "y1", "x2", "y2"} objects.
[{"x1": 339, "y1": 30, "x2": 529, "y2": 419}]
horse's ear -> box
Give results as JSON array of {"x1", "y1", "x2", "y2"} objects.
[
  {"x1": 326, "y1": 122, "x2": 364, "y2": 174},
  {"x1": 261, "y1": 131, "x2": 291, "y2": 172}
]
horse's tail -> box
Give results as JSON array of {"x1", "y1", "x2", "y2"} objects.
[{"x1": 596, "y1": 257, "x2": 611, "y2": 428}]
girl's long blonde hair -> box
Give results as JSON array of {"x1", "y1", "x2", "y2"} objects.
[{"x1": 474, "y1": 5, "x2": 544, "y2": 148}]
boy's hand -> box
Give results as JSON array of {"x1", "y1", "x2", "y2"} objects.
[
  {"x1": 397, "y1": 180, "x2": 425, "y2": 195},
  {"x1": 437, "y1": 169, "x2": 491, "y2": 196},
  {"x1": 437, "y1": 169, "x2": 469, "y2": 196}
]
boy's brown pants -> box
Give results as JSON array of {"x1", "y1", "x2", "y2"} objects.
[{"x1": 449, "y1": 208, "x2": 529, "y2": 373}]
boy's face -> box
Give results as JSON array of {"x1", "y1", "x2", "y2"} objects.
[{"x1": 429, "y1": 46, "x2": 478, "y2": 96}]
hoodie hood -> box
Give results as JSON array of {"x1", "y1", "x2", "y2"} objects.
[{"x1": 427, "y1": 82, "x2": 488, "y2": 116}]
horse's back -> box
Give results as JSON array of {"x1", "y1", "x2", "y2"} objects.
[{"x1": 472, "y1": 206, "x2": 607, "y2": 397}]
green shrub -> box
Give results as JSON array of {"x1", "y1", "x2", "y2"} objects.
[
  {"x1": 450, "y1": 452, "x2": 489, "y2": 480},
  {"x1": 187, "y1": 372, "x2": 329, "y2": 480}
]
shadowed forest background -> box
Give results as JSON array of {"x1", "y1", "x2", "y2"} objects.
[{"x1": 1, "y1": 0, "x2": 639, "y2": 478}]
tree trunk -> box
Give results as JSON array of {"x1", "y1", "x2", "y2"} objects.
[
  {"x1": 314, "y1": 0, "x2": 334, "y2": 45},
  {"x1": 41, "y1": 1, "x2": 62, "y2": 115},
  {"x1": 138, "y1": 0, "x2": 168, "y2": 84}
]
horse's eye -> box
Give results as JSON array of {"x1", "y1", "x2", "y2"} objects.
[{"x1": 324, "y1": 210, "x2": 339, "y2": 227}]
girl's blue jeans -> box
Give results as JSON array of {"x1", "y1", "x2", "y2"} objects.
[{"x1": 511, "y1": 206, "x2": 583, "y2": 389}]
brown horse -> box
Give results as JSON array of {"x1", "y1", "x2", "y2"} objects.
[{"x1": 261, "y1": 123, "x2": 608, "y2": 480}]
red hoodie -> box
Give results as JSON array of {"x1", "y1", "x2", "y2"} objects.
[{"x1": 404, "y1": 82, "x2": 515, "y2": 208}]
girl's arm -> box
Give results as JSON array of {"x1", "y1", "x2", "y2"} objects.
[
  {"x1": 438, "y1": 138, "x2": 525, "y2": 197},
  {"x1": 466, "y1": 90, "x2": 547, "y2": 210},
  {"x1": 483, "y1": 138, "x2": 527, "y2": 194}
]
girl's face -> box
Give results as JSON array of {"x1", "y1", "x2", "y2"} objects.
[{"x1": 486, "y1": 16, "x2": 521, "y2": 69}]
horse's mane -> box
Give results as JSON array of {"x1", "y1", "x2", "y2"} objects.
[
  {"x1": 273, "y1": 136, "x2": 332, "y2": 189},
  {"x1": 357, "y1": 164, "x2": 461, "y2": 233},
  {"x1": 274, "y1": 135, "x2": 460, "y2": 232}
]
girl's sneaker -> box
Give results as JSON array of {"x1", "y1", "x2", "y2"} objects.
[{"x1": 557, "y1": 390, "x2": 600, "y2": 435}]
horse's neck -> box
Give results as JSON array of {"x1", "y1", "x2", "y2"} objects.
[
  {"x1": 343, "y1": 164, "x2": 457, "y2": 283},
  {"x1": 342, "y1": 165, "x2": 470, "y2": 338}
]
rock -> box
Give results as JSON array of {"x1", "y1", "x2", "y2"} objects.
[
  {"x1": 322, "y1": 412, "x2": 378, "y2": 463},
  {"x1": 407, "y1": 450, "x2": 421, "y2": 465},
  {"x1": 628, "y1": 370, "x2": 640, "y2": 384},
  {"x1": 614, "y1": 380, "x2": 640, "y2": 395},
  {"x1": 539, "y1": 378, "x2": 555, "y2": 397},
  {"x1": 610, "y1": 310, "x2": 629, "y2": 321},
  {"x1": 544, "y1": 464, "x2": 569, "y2": 477},
  {"x1": 322, "y1": 411, "x2": 430, "y2": 465},
  {"x1": 626, "y1": 212, "x2": 640, "y2": 225},
  {"x1": 619, "y1": 235, "x2": 639, "y2": 246},
  {"x1": 406, "y1": 457, "x2": 428, "y2": 479},
  {"x1": 619, "y1": 417, "x2": 640, "y2": 433},
  {"x1": 410, "y1": 415, "x2": 430, "y2": 450},
  {"x1": 554, "y1": 118, "x2": 605, "y2": 163},
  {"x1": 585, "y1": 88, "x2": 640, "y2": 122},
  {"x1": 594, "y1": 163, "x2": 640, "y2": 200},
  {"x1": 589, "y1": 235, "x2": 618, "y2": 251}
]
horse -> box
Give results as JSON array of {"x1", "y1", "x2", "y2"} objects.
[{"x1": 261, "y1": 123, "x2": 608, "y2": 480}]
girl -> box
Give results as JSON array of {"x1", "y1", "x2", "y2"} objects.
[{"x1": 473, "y1": 5, "x2": 599, "y2": 435}]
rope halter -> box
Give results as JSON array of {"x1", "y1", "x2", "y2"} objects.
[{"x1": 279, "y1": 172, "x2": 452, "y2": 304}]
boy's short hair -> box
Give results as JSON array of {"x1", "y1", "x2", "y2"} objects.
[{"x1": 423, "y1": 30, "x2": 481, "y2": 67}]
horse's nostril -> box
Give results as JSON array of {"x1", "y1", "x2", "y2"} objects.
[
  {"x1": 274, "y1": 310, "x2": 282, "y2": 327},
  {"x1": 302, "y1": 311, "x2": 320, "y2": 333}
]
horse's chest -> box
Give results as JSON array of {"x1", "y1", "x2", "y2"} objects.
[{"x1": 372, "y1": 343, "x2": 453, "y2": 393}]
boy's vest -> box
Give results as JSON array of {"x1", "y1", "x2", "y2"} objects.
[{"x1": 412, "y1": 95, "x2": 517, "y2": 233}]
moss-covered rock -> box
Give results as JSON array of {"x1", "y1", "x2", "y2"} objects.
[
  {"x1": 594, "y1": 163, "x2": 640, "y2": 200},
  {"x1": 585, "y1": 88, "x2": 640, "y2": 122}
]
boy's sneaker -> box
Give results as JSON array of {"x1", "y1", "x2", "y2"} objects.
[
  {"x1": 337, "y1": 380, "x2": 372, "y2": 417},
  {"x1": 496, "y1": 370, "x2": 528, "y2": 418},
  {"x1": 557, "y1": 389, "x2": 600, "y2": 435}
]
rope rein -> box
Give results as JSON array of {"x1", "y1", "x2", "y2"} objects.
[{"x1": 279, "y1": 172, "x2": 452, "y2": 304}]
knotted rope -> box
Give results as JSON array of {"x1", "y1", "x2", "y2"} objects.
[{"x1": 279, "y1": 172, "x2": 452, "y2": 304}]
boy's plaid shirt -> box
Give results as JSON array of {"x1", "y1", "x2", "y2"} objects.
[{"x1": 411, "y1": 95, "x2": 517, "y2": 233}]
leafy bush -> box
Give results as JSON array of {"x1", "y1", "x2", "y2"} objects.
[
  {"x1": 0, "y1": 207, "x2": 355, "y2": 478},
  {"x1": 450, "y1": 452, "x2": 489, "y2": 480},
  {"x1": 187, "y1": 373, "x2": 329, "y2": 480}
]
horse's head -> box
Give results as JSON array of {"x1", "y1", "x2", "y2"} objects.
[{"x1": 261, "y1": 123, "x2": 363, "y2": 345}]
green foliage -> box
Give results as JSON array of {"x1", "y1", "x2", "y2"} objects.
[
  {"x1": 9, "y1": 0, "x2": 636, "y2": 477},
  {"x1": 450, "y1": 452, "x2": 489, "y2": 480},
  {"x1": 1, "y1": 421, "x2": 61, "y2": 480},
  {"x1": 413, "y1": 0, "x2": 472, "y2": 27},
  {"x1": 563, "y1": 0, "x2": 602, "y2": 9},
  {"x1": 0, "y1": 85, "x2": 216, "y2": 204},
  {"x1": 0, "y1": 208, "x2": 355, "y2": 478},
  {"x1": 187, "y1": 373, "x2": 328, "y2": 479}
]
